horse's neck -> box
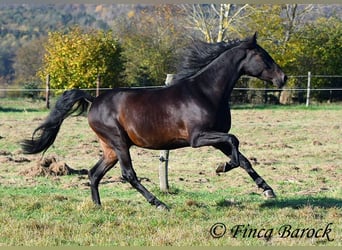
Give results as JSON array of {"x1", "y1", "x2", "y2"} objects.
[{"x1": 193, "y1": 49, "x2": 244, "y2": 105}]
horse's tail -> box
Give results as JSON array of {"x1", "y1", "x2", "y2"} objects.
[{"x1": 21, "y1": 89, "x2": 95, "y2": 154}]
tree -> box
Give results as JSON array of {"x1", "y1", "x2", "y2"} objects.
[
  {"x1": 292, "y1": 17, "x2": 342, "y2": 101},
  {"x1": 245, "y1": 5, "x2": 312, "y2": 88},
  {"x1": 118, "y1": 5, "x2": 185, "y2": 86},
  {"x1": 13, "y1": 37, "x2": 46, "y2": 85},
  {"x1": 0, "y1": 49, "x2": 14, "y2": 81},
  {"x1": 248, "y1": 5, "x2": 341, "y2": 102},
  {"x1": 38, "y1": 26, "x2": 124, "y2": 91},
  {"x1": 180, "y1": 4, "x2": 254, "y2": 42},
  {"x1": 283, "y1": 4, "x2": 314, "y2": 45},
  {"x1": 0, "y1": 4, "x2": 111, "y2": 86}
]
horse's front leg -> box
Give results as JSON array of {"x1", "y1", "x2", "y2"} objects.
[
  {"x1": 213, "y1": 142, "x2": 240, "y2": 173},
  {"x1": 190, "y1": 131, "x2": 240, "y2": 167},
  {"x1": 238, "y1": 153, "x2": 276, "y2": 199},
  {"x1": 214, "y1": 141, "x2": 276, "y2": 199}
]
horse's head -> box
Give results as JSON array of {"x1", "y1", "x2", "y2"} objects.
[{"x1": 239, "y1": 33, "x2": 287, "y2": 88}]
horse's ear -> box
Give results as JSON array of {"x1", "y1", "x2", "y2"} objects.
[
  {"x1": 248, "y1": 32, "x2": 257, "y2": 46},
  {"x1": 253, "y1": 32, "x2": 258, "y2": 43},
  {"x1": 241, "y1": 32, "x2": 257, "y2": 48}
]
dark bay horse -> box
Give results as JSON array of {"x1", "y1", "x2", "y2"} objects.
[{"x1": 22, "y1": 33, "x2": 287, "y2": 209}]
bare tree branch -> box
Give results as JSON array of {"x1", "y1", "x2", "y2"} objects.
[{"x1": 181, "y1": 4, "x2": 254, "y2": 43}]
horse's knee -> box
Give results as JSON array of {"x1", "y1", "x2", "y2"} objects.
[{"x1": 227, "y1": 134, "x2": 239, "y2": 147}]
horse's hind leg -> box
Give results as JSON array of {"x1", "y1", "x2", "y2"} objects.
[
  {"x1": 88, "y1": 140, "x2": 118, "y2": 205},
  {"x1": 116, "y1": 146, "x2": 169, "y2": 210}
]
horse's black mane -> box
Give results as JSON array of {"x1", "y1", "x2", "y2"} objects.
[{"x1": 173, "y1": 38, "x2": 242, "y2": 82}]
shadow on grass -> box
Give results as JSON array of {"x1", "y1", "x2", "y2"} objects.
[
  {"x1": 231, "y1": 104, "x2": 342, "y2": 111},
  {"x1": 231, "y1": 104, "x2": 285, "y2": 110},
  {"x1": 260, "y1": 196, "x2": 342, "y2": 209},
  {"x1": 0, "y1": 107, "x2": 40, "y2": 113},
  {"x1": 216, "y1": 199, "x2": 246, "y2": 209}
]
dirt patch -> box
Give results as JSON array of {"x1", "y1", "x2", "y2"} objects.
[
  {"x1": 20, "y1": 156, "x2": 88, "y2": 177},
  {"x1": 0, "y1": 150, "x2": 11, "y2": 156},
  {"x1": 0, "y1": 150, "x2": 31, "y2": 164}
]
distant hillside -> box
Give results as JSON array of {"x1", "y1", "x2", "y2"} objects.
[
  {"x1": 0, "y1": 3, "x2": 340, "y2": 46},
  {"x1": 1, "y1": 3, "x2": 340, "y2": 41},
  {"x1": 0, "y1": 4, "x2": 110, "y2": 40},
  {"x1": 0, "y1": 4, "x2": 111, "y2": 78},
  {"x1": 0, "y1": 3, "x2": 340, "y2": 83}
]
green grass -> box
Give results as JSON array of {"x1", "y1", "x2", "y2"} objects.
[
  {"x1": 0, "y1": 183, "x2": 340, "y2": 246},
  {"x1": 0, "y1": 185, "x2": 340, "y2": 246},
  {"x1": 0, "y1": 98, "x2": 341, "y2": 246}
]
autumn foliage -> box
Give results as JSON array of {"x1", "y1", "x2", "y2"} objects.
[{"x1": 38, "y1": 27, "x2": 125, "y2": 91}]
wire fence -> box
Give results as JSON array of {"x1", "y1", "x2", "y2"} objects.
[
  {"x1": 2, "y1": 74, "x2": 341, "y2": 191},
  {"x1": 0, "y1": 74, "x2": 341, "y2": 106}
]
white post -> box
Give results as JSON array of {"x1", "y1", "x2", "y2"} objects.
[
  {"x1": 46, "y1": 74, "x2": 50, "y2": 109},
  {"x1": 96, "y1": 74, "x2": 101, "y2": 97},
  {"x1": 159, "y1": 74, "x2": 174, "y2": 192},
  {"x1": 165, "y1": 74, "x2": 174, "y2": 85},
  {"x1": 306, "y1": 71, "x2": 311, "y2": 107},
  {"x1": 159, "y1": 150, "x2": 169, "y2": 192}
]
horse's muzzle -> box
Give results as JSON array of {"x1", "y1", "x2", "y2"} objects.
[{"x1": 274, "y1": 73, "x2": 287, "y2": 88}]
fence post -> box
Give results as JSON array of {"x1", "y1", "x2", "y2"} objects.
[
  {"x1": 46, "y1": 74, "x2": 50, "y2": 109},
  {"x1": 96, "y1": 74, "x2": 101, "y2": 97},
  {"x1": 263, "y1": 82, "x2": 268, "y2": 104},
  {"x1": 159, "y1": 74, "x2": 174, "y2": 192},
  {"x1": 159, "y1": 149, "x2": 169, "y2": 192},
  {"x1": 306, "y1": 71, "x2": 311, "y2": 107}
]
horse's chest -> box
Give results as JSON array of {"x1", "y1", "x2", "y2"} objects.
[{"x1": 213, "y1": 108, "x2": 231, "y2": 132}]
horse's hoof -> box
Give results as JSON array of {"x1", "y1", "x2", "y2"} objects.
[
  {"x1": 156, "y1": 203, "x2": 170, "y2": 211},
  {"x1": 215, "y1": 163, "x2": 226, "y2": 173},
  {"x1": 263, "y1": 189, "x2": 276, "y2": 199}
]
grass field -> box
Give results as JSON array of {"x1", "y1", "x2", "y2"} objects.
[{"x1": 0, "y1": 98, "x2": 341, "y2": 246}]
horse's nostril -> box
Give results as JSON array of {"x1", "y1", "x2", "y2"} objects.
[{"x1": 283, "y1": 74, "x2": 288, "y2": 83}]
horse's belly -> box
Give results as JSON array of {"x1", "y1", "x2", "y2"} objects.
[{"x1": 125, "y1": 121, "x2": 189, "y2": 150}]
